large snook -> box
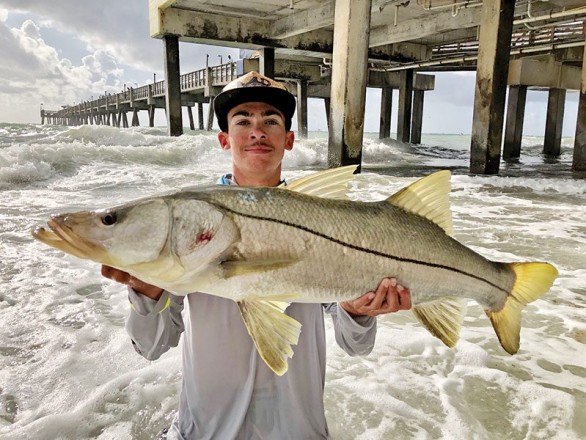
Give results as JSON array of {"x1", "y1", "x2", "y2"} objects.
[{"x1": 33, "y1": 168, "x2": 558, "y2": 375}]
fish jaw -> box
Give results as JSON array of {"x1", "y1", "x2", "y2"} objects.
[{"x1": 32, "y1": 216, "x2": 116, "y2": 266}]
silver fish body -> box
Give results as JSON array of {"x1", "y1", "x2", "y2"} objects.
[{"x1": 33, "y1": 168, "x2": 558, "y2": 375}]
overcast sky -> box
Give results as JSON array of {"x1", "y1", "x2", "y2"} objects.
[{"x1": 0, "y1": 0, "x2": 580, "y2": 135}]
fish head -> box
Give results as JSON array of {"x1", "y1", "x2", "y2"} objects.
[{"x1": 33, "y1": 198, "x2": 171, "y2": 268}]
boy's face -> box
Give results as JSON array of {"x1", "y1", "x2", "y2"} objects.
[{"x1": 218, "y1": 102, "x2": 294, "y2": 181}]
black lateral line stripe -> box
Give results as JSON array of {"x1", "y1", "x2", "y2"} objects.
[{"x1": 225, "y1": 206, "x2": 509, "y2": 294}]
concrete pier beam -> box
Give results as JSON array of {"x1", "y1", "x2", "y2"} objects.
[
  {"x1": 379, "y1": 87, "x2": 392, "y2": 140},
  {"x1": 573, "y1": 24, "x2": 586, "y2": 171},
  {"x1": 327, "y1": 0, "x2": 372, "y2": 169},
  {"x1": 164, "y1": 35, "x2": 183, "y2": 136},
  {"x1": 411, "y1": 89, "x2": 424, "y2": 144},
  {"x1": 397, "y1": 69, "x2": 413, "y2": 143},
  {"x1": 470, "y1": 0, "x2": 515, "y2": 174},
  {"x1": 503, "y1": 85, "x2": 527, "y2": 160},
  {"x1": 297, "y1": 80, "x2": 308, "y2": 139},
  {"x1": 544, "y1": 88, "x2": 566, "y2": 156}
]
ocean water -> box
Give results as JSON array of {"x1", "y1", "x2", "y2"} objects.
[{"x1": 0, "y1": 123, "x2": 585, "y2": 440}]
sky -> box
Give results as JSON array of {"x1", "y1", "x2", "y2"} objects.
[{"x1": 0, "y1": 0, "x2": 580, "y2": 136}]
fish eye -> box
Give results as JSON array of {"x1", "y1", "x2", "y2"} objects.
[{"x1": 101, "y1": 212, "x2": 117, "y2": 226}]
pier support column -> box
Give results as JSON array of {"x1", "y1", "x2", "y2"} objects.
[
  {"x1": 297, "y1": 80, "x2": 308, "y2": 139},
  {"x1": 164, "y1": 35, "x2": 183, "y2": 136},
  {"x1": 131, "y1": 108, "x2": 140, "y2": 127},
  {"x1": 148, "y1": 106, "x2": 155, "y2": 127},
  {"x1": 207, "y1": 103, "x2": 214, "y2": 131},
  {"x1": 122, "y1": 112, "x2": 129, "y2": 128},
  {"x1": 573, "y1": 24, "x2": 586, "y2": 171},
  {"x1": 411, "y1": 89, "x2": 424, "y2": 144},
  {"x1": 198, "y1": 103, "x2": 204, "y2": 130},
  {"x1": 543, "y1": 88, "x2": 566, "y2": 156},
  {"x1": 379, "y1": 87, "x2": 392, "y2": 139},
  {"x1": 328, "y1": 0, "x2": 372, "y2": 169},
  {"x1": 323, "y1": 98, "x2": 331, "y2": 129},
  {"x1": 470, "y1": 0, "x2": 514, "y2": 174},
  {"x1": 259, "y1": 48, "x2": 275, "y2": 79},
  {"x1": 397, "y1": 70, "x2": 413, "y2": 143},
  {"x1": 503, "y1": 85, "x2": 527, "y2": 160},
  {"x1": 186, "y1": 106, "x2": 194, "y2": 130}
]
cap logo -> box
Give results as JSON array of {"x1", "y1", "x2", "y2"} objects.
[{"x1": 239, "y1": 75, "x2": 272, "y2": 88}]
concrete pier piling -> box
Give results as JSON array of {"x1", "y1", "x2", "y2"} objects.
[
  {"x1": 503, "y1": 85, "x2": 527, "y2": 161},
  {"x1": 573, "y1": 23, "x2": 586, "y2": 172},
  {"x1": 470, "y1": 0, "x2": 515, "y2": 175},
  {"x1": 327, "y1": 0, "x2": 372, "y2": 169}
]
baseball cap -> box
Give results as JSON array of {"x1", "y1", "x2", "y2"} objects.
[{"x1": 213, "y1": 71, "x2": 296, "y2": 132}]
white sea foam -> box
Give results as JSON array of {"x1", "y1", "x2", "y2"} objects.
[{"x1": 1, "y1": 124, "x2": 585, "y2": 439}]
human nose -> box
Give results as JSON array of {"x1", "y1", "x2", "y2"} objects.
[{"x1": 249, "y1": 120, "x2": 267, "y2": 139}]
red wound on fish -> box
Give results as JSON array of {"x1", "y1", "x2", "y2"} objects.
[{"x1": 196, "y1": 231, "x2": 214, "y2": 245}]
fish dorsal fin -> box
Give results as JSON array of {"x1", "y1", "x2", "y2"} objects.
[
  {"x1": 282, "y1": 165, "x2": 358, "y2": 200},
  {"x1": 412, "y1": 297, "x2": 467, "y2": 348},
  {"x1": 387, "y1": 170, "x2": 453, "y2": 235},
  {"x1": 238, "y1": 298, "x2": 302, "y2": 376}
]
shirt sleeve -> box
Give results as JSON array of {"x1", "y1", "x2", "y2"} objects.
[
  {"x1": 125, "y1": 288, "x2": 185, "y2": 360},
  {"x1": 323, "y1": 302, "x2": 377, "y2": 356}
]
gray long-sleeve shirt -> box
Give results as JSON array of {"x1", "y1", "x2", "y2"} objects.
[{"x1": 126, "y1": 290, "x2": 377, "y2": 440}]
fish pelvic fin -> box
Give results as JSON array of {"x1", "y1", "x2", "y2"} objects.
[
  {"x1": 387, "y1": 170, "x2": 453, "y2": 235},
  {"x1": 486, "y1": 262, "x2": 558, "y2": 354},
  {"x1": 283, "y1": 165, "x2": 358, "y2": 200},
  {"x1": 238, "y1": 298, "x2": 302, "y2": 376},
  {"x1": 412, "y1": 297, "x2": 467, "y2": 348}
]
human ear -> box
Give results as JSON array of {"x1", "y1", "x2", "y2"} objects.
[
  {"x1": 285, "y1": 131, "x2": 294, "y2": 151},
  {"x1": 218, "y1": 131, "x2": 231, "y2": 150}
]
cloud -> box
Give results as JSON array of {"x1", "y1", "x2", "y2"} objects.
[
  {"x1": 0, "y1": 0, "x2": 161, "y2": 71},
  {"x1": 0, "y1": 16, "x2": 128, "y2": 122}
]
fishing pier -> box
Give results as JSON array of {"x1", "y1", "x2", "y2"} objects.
[{"x1": 43, "y1": 0, "x2": 586, "y2": 174}]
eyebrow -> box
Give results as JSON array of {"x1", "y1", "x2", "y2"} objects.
[{"x1": 232, "y1": 109, "x2": 283, "y2": 119}]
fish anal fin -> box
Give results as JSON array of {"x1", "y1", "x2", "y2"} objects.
[
  {"x1": 487, "y1": 261, "x2": 558, "y2": 354},
  {"x1": 238, "y1": 298, "x2": 302, "y2": 376},
  {"x1": 387, "y1": 170, "x2": 453, "y2": 236},
  {"x1": 221, "y1": 259, "x2": 298, "y2": 279},
  {"x1": 412, "y1": 297, "x2": 467, "y2": 348},
  {"x1": 283, "y1": 165, "x2": 358, "y2": 200}
]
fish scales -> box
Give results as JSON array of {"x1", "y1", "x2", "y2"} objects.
[{"x1": 194, "y1": 185, "x2": 516, "y2": 309}]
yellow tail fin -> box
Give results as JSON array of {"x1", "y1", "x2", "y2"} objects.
[{"x1": 486, "y1": 262, "x2": 558, "y2": 354}]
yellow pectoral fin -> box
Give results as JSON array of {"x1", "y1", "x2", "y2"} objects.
[
  {"x1": 238, "y1": 298, "x2": 302, "y2": 376},
  {"x1": 412, "y1": 297, "x2": 467, "y2": 348},
  {"x1": 220, "y1": 259, "x2": 298, "y2": 279},
  {"x1": 127, "y1": 258, "x2": 186, "y2": 283}
]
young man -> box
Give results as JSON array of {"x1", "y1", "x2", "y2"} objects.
[{"x1": 102, "y1": 71, "x2": 411, "y2": 439}]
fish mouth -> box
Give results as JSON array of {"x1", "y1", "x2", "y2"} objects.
[{"x1": 32, "y1": 218, "x2": 108, "y2": 263}]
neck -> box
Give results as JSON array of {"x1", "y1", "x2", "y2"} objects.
[{"x1": 232, "y1": 166, "x2": 282, "y2": 187}]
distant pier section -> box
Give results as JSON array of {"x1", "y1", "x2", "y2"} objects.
[{"x1": 40, "y1": 57, "x2": 436, "y2": 142}]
